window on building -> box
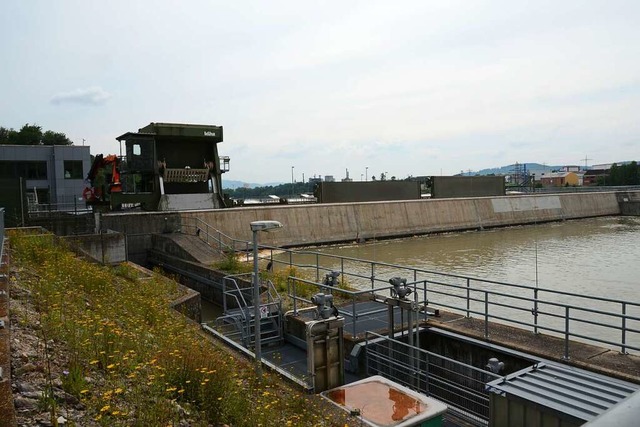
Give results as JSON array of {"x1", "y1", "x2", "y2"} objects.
[
  {"x1": 0, "y1": 161, "x2": 48, "y2": 180},
  {"x1": 63, "y1": 161, "x2": 83, "y2": 179}
]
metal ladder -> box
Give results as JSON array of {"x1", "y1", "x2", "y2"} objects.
[{"x1": 215, "y1": 273, "x2": 283, "y2": 349}]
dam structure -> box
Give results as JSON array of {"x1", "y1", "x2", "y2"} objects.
[
  {"x1": 99, "y1": 190, "x2": 635, "y2": 264},
  {"x1": 93, "y1": 190, "x2": 640, "y2": 426}
]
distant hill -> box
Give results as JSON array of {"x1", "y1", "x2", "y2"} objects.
[
  {"x1": 222, "y1": 179, "x2": 284, "y2": 190},
  {"x1": 476, "y1": 163, "x2": 563, "y2": 175},
  {"x1": 221, "y1": 180, "x2": 257, "y2": 190}
]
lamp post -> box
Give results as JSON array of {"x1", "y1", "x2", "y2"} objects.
[
  {"x1": 291, "y1": 166, "x2": 295, "y2": 198},
  {"x1": 250, "y1": 220, "x2": 283, "y2": 378},
  {"x1": 366, "y1": 166, "x2": 369, "y2": 182}
]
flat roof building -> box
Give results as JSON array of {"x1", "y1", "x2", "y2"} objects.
[{"x1": 0, "y1": 144, "x2": 91, "y2": 207}]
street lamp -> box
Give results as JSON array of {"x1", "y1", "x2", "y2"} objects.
[
  {"x1": 291, "y1": 166, "x2": 295, "y2": 198},
  {"x1": 250, "y1": 220, "x2": 283, "y2": 378},
  {"x1": 366, "y1": 166, "x2": 369, "y2": 182}
]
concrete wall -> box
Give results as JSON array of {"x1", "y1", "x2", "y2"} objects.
[
  {"x1": 315, "y1": 181, "x2": 421, "y2": 203},
  {"x1": 100, "y1": 192, "x2": 629, "y2": 256},
  {"x1": 179, "y1": 192, "x2": 623, "y2": 247},
  {"x1": 100, "y1": 212, "x2": 181, "y2": 264},
  {"x1": 170, "y1": 286, "x2": 202, "y2": 323},
  {"x1": 432, "y1": 176, "x2": 505, "y2": 198},
  {"x1": 65, "y1": 231, "x2": 127, "y2": 265},
  {"x1": 620, "y1": 202, "x2": 640, "y2": 216},
  {"x1": 617, "y1": 190, "x2": 640, "y2": 216},
  {"x1": 147, "y1": 251, "x2": 249, "y2": 304}
]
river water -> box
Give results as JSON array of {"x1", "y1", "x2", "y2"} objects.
[
  {"x1": 309, "y1": 216, "x2": 639, "y2": 299},
  {"x1": 277, "y1": 216, "x2": 640, "y2": 352}
]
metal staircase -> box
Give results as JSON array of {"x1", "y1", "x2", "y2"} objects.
[{"x1": 215, "y1": 273, "x2": 283, "y2": 349}]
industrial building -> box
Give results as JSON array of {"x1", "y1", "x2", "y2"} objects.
[{"x1": 0, "y1": 144, "x2": 91, "y2": 207}]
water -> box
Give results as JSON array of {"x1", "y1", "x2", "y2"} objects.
[
  {"x1": 275, "y1": 216, "x2": 640, "y2": 352},
  {"x1": 308, "y1": 216, "x2": 640, "y2": 300}
]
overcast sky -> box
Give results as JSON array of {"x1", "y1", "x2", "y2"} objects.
[{"x1": 1, "y1": 1, "x2": 638, "y2": 184}]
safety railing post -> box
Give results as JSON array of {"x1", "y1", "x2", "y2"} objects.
[
  {"x1": 423, "y1": 280, "x2": 428, "y2": 323},
  {"x1": 370, "y1": 263, "x2": 375, "y2": 289},
  {"x1": 564, "y1": 306, "x2": 570, "y2": 360},
  {"x1": 466, "y1": 278, "x2": 471, "y2": 318},
  {"x1": 533, "y1": 288, "x2": 539, "y2": 334},
  {"x1": 622, "y1": 302, "x2": 627, "y2": 354},
  {"x1": 352, "y1": 295, "x2": 357, "y2": 338},
  {"x1": 270, "y1": 248, "x2": 274, "y2": 270},
  {"x1": 365, "y1": 332, "x2": 369, "y2": 375},
  {"x1": 292, "y1": 278, "x2": 297, "y2": 315},
  {"x1": 484, "y1": 291, "x2": 489, "y2": 339}
]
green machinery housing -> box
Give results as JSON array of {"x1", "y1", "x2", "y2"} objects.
[{"x1": 89, "y1": 122, "x2": 230, "y2": 211}]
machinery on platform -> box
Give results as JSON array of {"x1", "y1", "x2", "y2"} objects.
[
  {"x1": 83, "y1": 154, "x2": 122, "y2": 208},
  {"x1": 84, "y1": 122, "x2": 230, "y2": 211}
]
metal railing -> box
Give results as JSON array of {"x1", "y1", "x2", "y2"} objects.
[
  {"x1": 180, "y1": 218, "x2": 640, "y2": 357},
  {"x1": 365, "y1": 331, "x2": 501, "y2": 425},
  {"x1": 180, "y1": 217, "x2": 252, "y2": 258},
  {"x1": 270, "y1": 248, "x2": 640, "y2": 358},
  {"x1": 215, "y1": 273, "x2": 284, "y2": 348},
  {"x1": 287, "y1": 275, "x2": 430, "y2": 338},
  {"x1": 27, "y1": 200, "x2": 92, "y2": 216}
]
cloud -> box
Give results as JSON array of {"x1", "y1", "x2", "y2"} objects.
[{"x1": 51, "y1": 86, "x2": 112, "y2": 106}]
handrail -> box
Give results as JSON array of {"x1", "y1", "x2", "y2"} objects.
[
  {"x1": 214, "y1": 315, "x2": 249, "y2": 347},
  {"x1": 288, "y1": 273, "x2": 640, "y2": 356},
  {"x1": 222, "y1": 274, "x2": 252, "y2": 312},
  {"x1": 287, "y1": 275, "x2": 429, "y2": 337},
  {"x1": 180, "y1": 217, "x2": 251, "y2": 259}
]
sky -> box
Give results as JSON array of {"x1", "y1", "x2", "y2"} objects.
[{"x1": 1, "y1": 1, "x2": 639, "y2": 184}]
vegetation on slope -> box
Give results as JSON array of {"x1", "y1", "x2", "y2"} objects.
[{"x1": 9, "y1": 232, "x2": 350, "y2": 426}]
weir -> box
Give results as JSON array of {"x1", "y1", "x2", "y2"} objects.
[{"x1": 99, "y1": 191, "x2": 638, "y2": 266}]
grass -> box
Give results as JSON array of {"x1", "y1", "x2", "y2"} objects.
[
  {"x1": 8, "y1": 232, "x2": 352, "y2": 426},
  {"x1": 212, "y1": 249, "x2": 253, "y2": 274}
]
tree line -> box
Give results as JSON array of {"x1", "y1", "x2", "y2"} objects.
[
  {"x1": 0, "y1": 123, "x2": 73, "y2": 145},
  {"x1": 601, "y1": 162, "x2": 639, "y2": 186},
  {"x1": 223, "y1": 175, "x2": 429, "y2": 199},
  {"x1": 224, "y1": 182, "x2": 316, "y2": 199}
]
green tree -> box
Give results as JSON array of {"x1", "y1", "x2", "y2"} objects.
[
  {"x1": 628, "y1": 161, "x2": 639, "y2": 185},
  {"x1": 15, "y1": 123, "x2": 43, "y2": 145},
  {"x1": 42, "y1": 130, "x2": 72, "y2": 145},
  {"x1": 0, "y1": 124, "x2": 73, "y2": 145},
  {"x1": 0, "y1": 127, "x2": 9, "y2": 143},
  {"x1": 0, "y1": 126, "x2": 18, "y2": 144}
]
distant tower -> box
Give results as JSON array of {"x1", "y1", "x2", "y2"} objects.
[{"x1": 510, "y1": 162, "x2": 531, "y2": 188}]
